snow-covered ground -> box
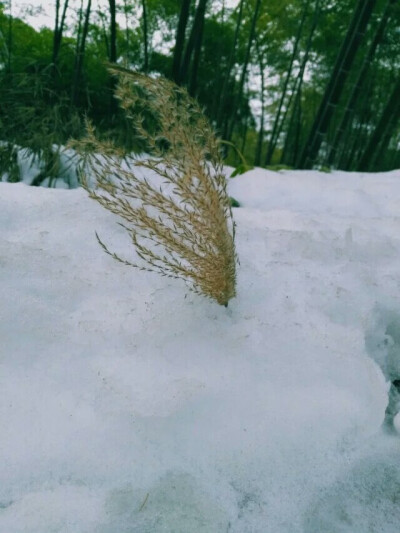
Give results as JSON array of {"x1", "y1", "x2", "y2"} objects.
[{"x1": 1, "y1": 165, "x2": 400, "y2": 532}]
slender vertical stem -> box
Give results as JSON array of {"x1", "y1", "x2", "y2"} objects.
[
  {"x1": 254, "y1": 39, "x2": 265, "y2": 166},
  {"x1": 142, "y1": 0, "x2": 149, "y2": 72}
]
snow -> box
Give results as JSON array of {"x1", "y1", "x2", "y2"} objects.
[{"x1": 1, "y1": 164, "x2": 400, "y2": 532}]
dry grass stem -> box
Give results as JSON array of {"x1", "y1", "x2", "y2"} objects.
[{"x1": 77, "y1": 67, "x2": 237, "y2": 306}]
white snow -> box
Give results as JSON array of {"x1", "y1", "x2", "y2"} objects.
[{"x1": 1, "y1": 165, "x2": 400, "y2": 532}]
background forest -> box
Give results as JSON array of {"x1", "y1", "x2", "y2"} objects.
[{"x1": 1, "y1": 0, "x2": 399, "y2": 184}]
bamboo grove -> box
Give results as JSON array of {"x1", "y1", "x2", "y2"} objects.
[{"x1": 0, "y1": 0, "x2": 399, "y2": 176}]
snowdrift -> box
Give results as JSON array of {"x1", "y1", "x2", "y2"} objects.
[{"x1": 1, "y1": 167, "x2": 400, "y2": 532}]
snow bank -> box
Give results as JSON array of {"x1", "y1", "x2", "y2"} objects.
[{"x1": 1, "y1": 166, "x2": 400, "y2": 532}]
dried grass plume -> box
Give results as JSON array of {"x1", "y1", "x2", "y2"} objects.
[{"x1": 75, "y1": 67, "x2": 237, "y2": 306}]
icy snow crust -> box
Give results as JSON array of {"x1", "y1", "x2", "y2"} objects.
[{"x1": 1, "y1": 167, "x2": 400, "y2": 532}]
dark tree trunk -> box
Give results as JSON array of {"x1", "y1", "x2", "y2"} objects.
[
  {"x1": 281, "y1": 0, "x2": 320, "y2": 166},
  {"x1": 226, "y1": 0, "x2": 262, "y2": 142},
  {"x1": 210, "y1": 0, "x2": 226, "y2": 118},
  {"x1": 340, "y1": 82, "x2": 372, "y2": 169},
  {"x1": 241, "y1": 121, "x2": 248, "y2": 156},
  {"x1": 52, "y1": 0, "x2": 70, "y2": 69},
  {"x1": 72, "y1": 0, "x2": 84, "y2": 94},
  {"x1": 326, "y1": 0, "x2": 396, "y2": 168},
  {"x1": 7, "y1": 0, "x2": 12, "y2": 72},
  {"x1": 292, "y1": 90, "x2": 303, "y2": 165},
  {"x1": 108, "y1": 0, "x2": 118, "y2": 115},
  {"x1": 53, "y1": 0, "x2": 60, "y2": 62},
  {"x1": 264, "y1": 0, "x2": 309, "y2": 165},
  {"x1": 283, "y1": 86, "x2": 303, "y2": 166},
  {"x1": 298, "y1": 0, "x2": 378, "y2": 169},
  {"x1": 216, "y1": 0, "x2": 245, "y2": 128},
  {"x1": 188, "y1": 0, "x2": 207, "y2": 95},
  {"x1": 172, "y1": 0, "x2": 192, "y2": 83},
  {"x1": 98, "y1": 11, "x2": 110, "y2": 58},
  {"x1": 0, "y1": 27, "x2": 8, "y2": 66},
  {"x1": 357, "y1": 76, "x2": 400, "y2": 171},
  {"x1": 108, "y1": 0, "x2": 117, "y2": 62},
  {"x1": 142, "y1": 0, "x2": 149, "y2": 72},
  {"x1": 123, "y1": 0, "x2": 130, "y2": 53},
  {"x1": 281, "y1": 86, "x2": 301, "y2": 166},
  {"x1": 71, "y1": 0, "x2": 92, "y2": 106},
  {"x1": 179, "y1": 0, "x2": 208, "y2": 86}
]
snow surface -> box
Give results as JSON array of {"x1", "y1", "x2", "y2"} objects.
[{"x1": 1, "y1": 166, "x2": 400, "y2": 532}]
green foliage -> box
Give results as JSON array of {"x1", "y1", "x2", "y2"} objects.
[
  {"x1": 0, "y1": 143, "x2": 20, "y2": 182},
  {"x1": 0, "y1": 0, "x2": 398, "y2": 176},
  {"x1": 0, "y1": 68, "x2": 82, "y2": 183},
  {"x1": 317, "y1": 165, "x2": 332, "y2": 173},
  {"x1": 220, "y1": 140, "x2": 254, "y2": 176},
  {"x1": 265, "y1": 164, "x2": 294, "y2": 171},
  {"x1": 230, "y1": 164, "x2": 254, "y2": 177}
]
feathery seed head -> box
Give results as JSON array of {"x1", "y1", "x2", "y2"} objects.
[{"x1": 77, "y1": 67, "x2": 237, "y2": 306}]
